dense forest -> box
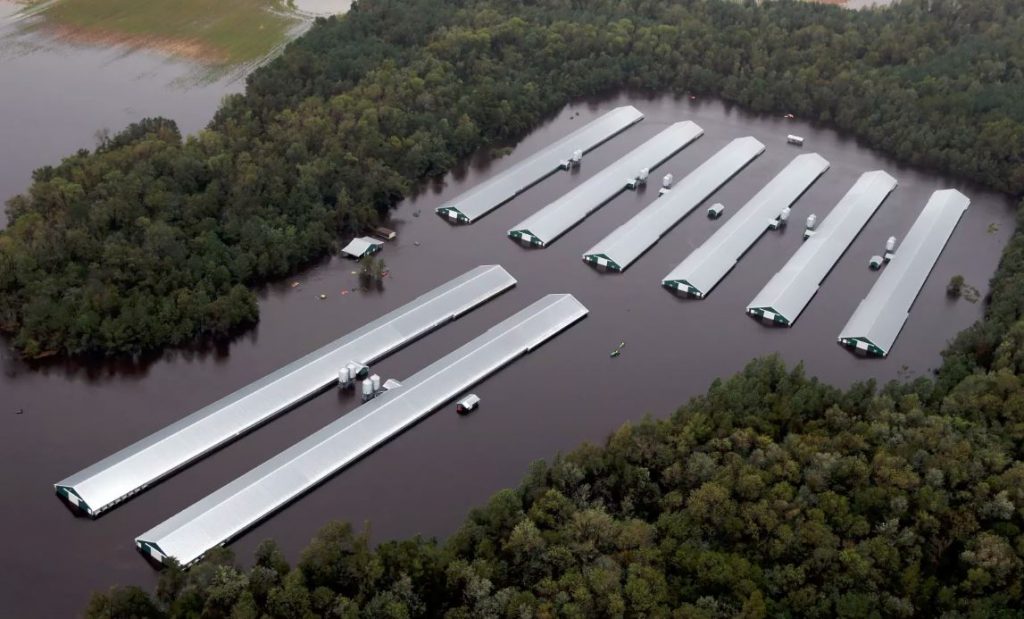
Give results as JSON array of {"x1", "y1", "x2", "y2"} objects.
[
  {"x1": 1, "y1": 0, "x2": 1023, "y2": 357},
  {"x1": 36, "y1": 0, "x2": 1022, "y2": 615}
]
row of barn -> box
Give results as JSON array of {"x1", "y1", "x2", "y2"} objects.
[
  {"x1": 56, "y1": 106, "x2": 969, "y2": 571},
  {"x1": 56, "y1": 266, "x2": 588, "y2": 568},
  {"x1": 434, "y1": 105, "x2": 971, "y2": 358}
]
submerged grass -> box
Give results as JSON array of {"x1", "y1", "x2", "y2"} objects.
[{"x1": 30, "y1": 0, "x2": 300, "y2": 65}]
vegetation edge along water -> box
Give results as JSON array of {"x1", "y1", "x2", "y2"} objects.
[{"x1": 1, "y1": 0, "x2": 1023, "y2": 358}]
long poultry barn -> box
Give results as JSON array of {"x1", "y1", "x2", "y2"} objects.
[
  {"x1": 746, "y1": 170, "x2": 898, "y2": 325},
  {"x1": 135, "y1": 293, "x2": 589, "y2": 568},
  {"x1": 507, "y1": 121, "x2": 704, "y2": 247},
  {"x1": 435, "y1": 106, "x2": 644, "y2": 224},
  {"x1": 54, "y1": 265, "x2": 516, "y2": 517},
  {"x1": 838, "y1": 189, "x2": 970, "y2": 357},
  {"x1": 582, "y1": 136, "x2": 765, "y2": 272},
  {"x1": 662, "y1": 153, "x2": 830, "y2": 298}
]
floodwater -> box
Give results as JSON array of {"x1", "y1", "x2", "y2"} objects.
[
  {"x1": 0, "y1": 0, "x2": 241, "y2": 228},
  {"x1": 0, "y1": 91, "x2": 1016, "y2": 616}
]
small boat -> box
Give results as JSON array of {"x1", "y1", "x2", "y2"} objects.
[{"x1": 610, "y1": 350, "x2": 621, "y2": 358}]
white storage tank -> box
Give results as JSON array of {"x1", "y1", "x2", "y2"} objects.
[
  {"x1": 337, "y1": 366, "x2": 351, "y2": 388},
  {"x1": 662, "y1": 173, "x2": 674, "y2": 189},
  {"x1": 886, "y1": 236, "x2": 897, "y2": 252},
  {"x1": 638, "y1": 167, "x2": 649, "y2": 183},
  {"x1": 805, "y1": 214, "x2": 817, "y2": 230},
  {"x1": 361, "y1": 378, "x2": 374, "y2": 402},
  {"x1": 370, "y1": 374, "x2": 381, "y2": 392},
  {"x1": 779, "y1": 207, "x2": 791, "y2": 223}
]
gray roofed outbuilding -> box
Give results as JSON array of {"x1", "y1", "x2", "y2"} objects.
[
  {"x1": 135, "y1": 293, "x2": 588, "y2": 567},
  {"x1": 662, "y1": 153, "x2": 830, "y2": 298},
  {"x1": 435, "y1": 106, "x2": 644, "y2": 223},
  {"x1": 54, "y1": 265, "x2": 516, "y2": 517},
  {"x1": 838, "y1": 189, "x2": 970, "y2": 356},
  {"x1": 747, "y1": 170, "x2": 897, "y2": 325},
  {"x1": 582, "y1": 137, "x2": 765, "y2": 272},
  {"x1": 341, "y1": 236, "x2": 383, "y2": 259},
  {"x1": 508, "y1": 121, "x2": 704, "y2": 247}
]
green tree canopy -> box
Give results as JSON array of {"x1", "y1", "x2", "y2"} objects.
[{"x1": 3, "y1": 0, "x2": 1024, "y2": 357}]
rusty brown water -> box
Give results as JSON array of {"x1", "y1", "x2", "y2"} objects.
[{"x1": 0, "y1": 91, "x2": 1016, "y2": 616}]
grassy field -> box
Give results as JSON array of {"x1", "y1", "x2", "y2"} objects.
[{"x1": 31, "y1": 0, "x2": 301, "y2": 65}]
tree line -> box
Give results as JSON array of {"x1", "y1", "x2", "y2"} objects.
[{"x1": 1, "y1": 0, "x2": 1023, "y2": 357}]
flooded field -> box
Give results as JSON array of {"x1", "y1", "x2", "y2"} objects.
[
  {"x1": 0, "y1": 0, "x2": 353, "y2": 230},
  {"x1": 0, "y1": 1, "x2": 246, "y2": 228},
  {"x1": 0, "y1": 92, "x2": 1016, "y2": 616}
]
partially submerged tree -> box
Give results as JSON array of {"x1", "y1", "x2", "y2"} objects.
[
  {"x1": 359, "y1": 256, "x2": 387, "y2": 287},
  {"x1": 948, "y1": 274, "x2": 966, "y2": 298}
]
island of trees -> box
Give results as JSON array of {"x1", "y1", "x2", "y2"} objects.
[{"x1": 1, "y1": 0, "x2": 1023, "y2": 357}]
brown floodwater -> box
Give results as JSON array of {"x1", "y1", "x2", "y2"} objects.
[{"x1": 0, "y1": 91, "x2": 1016, "y2": 616}]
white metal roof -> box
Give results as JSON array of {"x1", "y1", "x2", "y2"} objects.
[
  {"x1": 54, "y1": 265, "x2": 516, "y2": 517},
  {"x1": 508, "y1": 121, "x2": 704, "y2": 247},
  {"x1": 341, "y1": 236, "x2": 383, "y2": 258},
  {"x1": 582, "y1": 137, "x2": 765, "y2": 271},
  {"x1": 135, "y1": 293, "x2": 588, "y2": 567},
  {"x1": 435, "y1": 106, "x2": 644, "y2": 223},
  {"x1": 838, "y1": 189, "x2": 970, "y2": 356},
  {"x1": 662, "y1": 153, "x2": 830, "y2": 297},
  {"x1": 747, "y1": 170, "x2": 897, "y2": 325}
]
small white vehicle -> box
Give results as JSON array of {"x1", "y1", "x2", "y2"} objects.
[{"x1": 456, "y1": 394, "x2": 480, "y2": 414}]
